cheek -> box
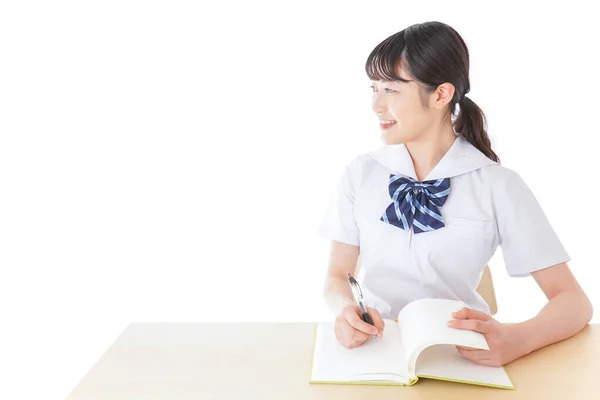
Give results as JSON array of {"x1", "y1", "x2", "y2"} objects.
[
  {"x1": 398, "y1": 104, "x2": 427, "y2": 131},
  {"x1": 392, "y1": 112, "x2": 411, "y2": 134},
  {"x1": 390, "y1": 101, "x2": 412, "y2": 126}
]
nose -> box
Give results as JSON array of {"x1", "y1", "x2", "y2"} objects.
[{"x1": 372, "y1": 92, "x2": 387, "y2": 115}]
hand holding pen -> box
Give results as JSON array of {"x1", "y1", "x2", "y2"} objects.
[{"x1": 333, "y1": 273, "x2": 385, "y2": 349}]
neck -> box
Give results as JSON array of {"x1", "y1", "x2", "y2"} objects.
[{"x1": 405, "y1": 124, "x2": 457, "y2": 181}]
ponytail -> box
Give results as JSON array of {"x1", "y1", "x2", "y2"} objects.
[
  {"x1": 454, "y1": 96, "x2": 500, "y2": 163},
  {"x1": 364, "y1": 21, "x2": 501, "y2": 164}
]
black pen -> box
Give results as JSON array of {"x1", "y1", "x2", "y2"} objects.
[{"x1": 347, "y1": 273, "x2": 378, "y2": 340}]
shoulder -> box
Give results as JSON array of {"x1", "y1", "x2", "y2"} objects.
[
  {"x1": 340, "y1": 153, "x2": 380, "y2": 178},
  {"x1": 348, "y1": 152, "x2": 375, "y2": 168},
  {"x1": 478, "y1": 164, "x2": 541, "y2": 212},
  {"x1": 479, "y1": 163, "x2": 528, "y2": 188}
]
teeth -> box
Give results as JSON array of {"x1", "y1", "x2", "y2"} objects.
[{"x1": 381, "y1": 120, "x2": 397, "y2": 124}]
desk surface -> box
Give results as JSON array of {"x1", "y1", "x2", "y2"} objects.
[{"x1": 67, "y1": 322, "x2": 599, "y2": 399}]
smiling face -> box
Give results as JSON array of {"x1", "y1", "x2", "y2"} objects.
[
  {"x1": 370, "y1": 58, "x2": 462, "y2": 147},
  {"x1": 371, "y1": 64, "x2": 437, "y2": 145}
]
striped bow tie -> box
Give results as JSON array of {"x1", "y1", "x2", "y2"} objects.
[{"x1": 380, "y1": 175, "x2": 451, "y2": 234}]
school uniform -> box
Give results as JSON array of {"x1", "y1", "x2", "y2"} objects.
[{"x1": 318, "y1": 135, "x2": 570, "y2": 319}]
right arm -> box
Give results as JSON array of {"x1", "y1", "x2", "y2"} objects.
[
  {"x1": 322, "y1": 240, "x2": 360, "y2": 315},
  {"x1": 318, "y1": 156, "x2": 382, "y2": 348},
  {"x1": 322, "y1": 240, "x2": 384, "y2": 348}
]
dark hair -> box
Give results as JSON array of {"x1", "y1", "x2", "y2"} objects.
[{"x1": 365, "y1": 21, "x2": 500, "y2": 163}]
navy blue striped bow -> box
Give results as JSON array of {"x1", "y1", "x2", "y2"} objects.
[{"x1": 380, "y1": 175, "x2": 451, "y2": 234}]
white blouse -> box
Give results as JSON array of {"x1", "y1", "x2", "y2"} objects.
[{"x1": 318, "y1": 136, "x2": 570, "y2": 319}]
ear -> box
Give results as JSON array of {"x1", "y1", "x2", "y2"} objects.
[{"x1": 431, "y1": 82, "x2": 456, "y2": 109}]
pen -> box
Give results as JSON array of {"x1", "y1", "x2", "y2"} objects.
[{"x1": 347, "y1": 273, "x2": 378, "y2": 340}]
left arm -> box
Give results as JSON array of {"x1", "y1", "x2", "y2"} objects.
[
  {"x1": 449, "y1": 262, "x2": 593, "y2": 366},
  {"x1": 517, "y1": 262, "x2": 593, "y2": 353}
]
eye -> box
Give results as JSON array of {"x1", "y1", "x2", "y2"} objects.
[{"x1": 369, "y1": 85, "x2": 396, "y2": 93}]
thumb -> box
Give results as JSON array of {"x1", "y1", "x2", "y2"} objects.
[
  {"x1": 452, "y1": 306, "x2": 492, "y2": 321},
  {"x1": 366, "y1": 307, "x2": 385, "y2": 338}
]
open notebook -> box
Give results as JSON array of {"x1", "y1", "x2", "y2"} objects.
[{"x1": 310, "y1": 298, "x2": 514, "y2": 389}]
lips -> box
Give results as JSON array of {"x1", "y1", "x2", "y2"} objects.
[{"x1": 380, "y1": 121, "x2": 397, "y2": 129}]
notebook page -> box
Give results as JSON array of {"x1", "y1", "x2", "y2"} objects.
[
  {"x1": 310, "y1": 319, "x2": 409, "y2": 383},
  {"x1": 397, "y1": 298, "x2": 490, "y2": 377},
  {"x1": 415, "y1": 344, "x2": 513, "y2": 388}
]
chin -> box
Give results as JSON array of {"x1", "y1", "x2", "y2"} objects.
[{"x1": 381, "y1": 130, "x2": 407, "y2": 145}]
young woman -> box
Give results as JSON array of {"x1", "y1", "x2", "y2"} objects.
[{"x1": 318, "y1": 21, "x2": 592, "y2": 367}]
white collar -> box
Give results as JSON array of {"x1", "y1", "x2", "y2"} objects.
[{"x1": 366, "y1": 136, "x2": 498, "y2": 181}]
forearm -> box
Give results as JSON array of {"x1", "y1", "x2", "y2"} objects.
[
  {"x1": 323, "y1": 276, "x2": 355, "y2": 315},
  {"x1": 515, "y1": 290, "x2": 593, "y2": 355}
]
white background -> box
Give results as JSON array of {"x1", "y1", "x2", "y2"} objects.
[{"x1": 1, "y1": 1, "x2": 598, "y2": 399}]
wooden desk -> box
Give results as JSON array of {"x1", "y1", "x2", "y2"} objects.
[{"x1": 67, "y1": 323, "x2": 599, "y2": 399}]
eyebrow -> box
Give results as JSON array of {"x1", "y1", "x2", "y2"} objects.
[{"x1": 371, "y1": 79, "x2": 407, "y2": 85}]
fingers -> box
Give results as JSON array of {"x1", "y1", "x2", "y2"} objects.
[
  {"x1": 448, "y1": 318, "x2": 492, "y2": 334},
  {"x1": 449, "y1": 307, "x2": 494, "y2": 334},
  {"x1": 342, "y1": 319, "x2": 370, "y2": 344},
  {"x1": 456, "y1": 346, "x2": 485, "y2": 356},
  {"x1": 344, "y1": 307, "x2": 379, "y2": 336},
  {"x1": 334, "y1": 305, "x2": 387, "y2": 349},
  {"x1": 452, "y1": 307, "x2": 492, "y2": 321},
  {"x1": 335, "y1": 305, "x2": 382, "y2": 349},
  {"x1": 455, "y1": 346, "x2": 502, "y2": 367},
  {"x1": 456, "y1": 345, "x2": 480, "y2": 350},
  {"x1": 456, "y1": 346, "x2": 489, "y2": 361},
  {"x1": 335, "y1": 314, "x2": 370, "y2": 349},
  {"x1": 366, "y1": 307, "x2": 384, "y2": 338}
]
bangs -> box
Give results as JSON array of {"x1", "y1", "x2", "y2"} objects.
[{"x1": 364, "y1": 31, "x2": 412, "y2": 83}]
